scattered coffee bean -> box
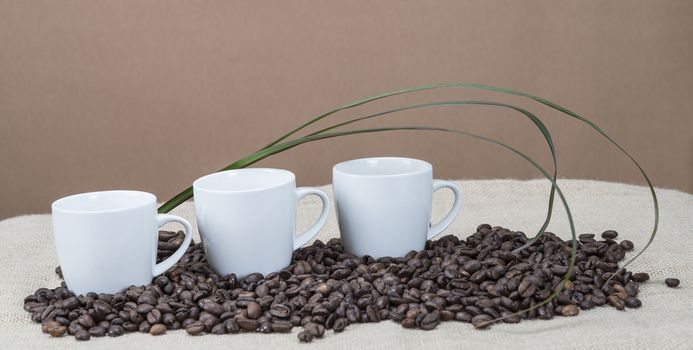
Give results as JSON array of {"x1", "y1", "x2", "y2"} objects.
[
  {"x1": 619, "y1": 240, "x2": 634, "y2": 251},
  {"x1": 601, "y1": 230, "x2": 618, "y2": 239},
  {"x1": 246, "y1": 302, "x2": 262, "y2": 319},
  {"x1": 74, "y1": 329, "x2": 90, "y2": 341},
  {"x1": 25, "y1": 227, "x2": 646, "y2": 342},
  {"x1": 107, "y1": 325, "x2": 124, "y2": 337},
  {"x1": 624, "y1": 297, "x2": 642, "y2": 308},
  {"x1": 185, "y1": 321, "x2": 205, "y2": 336},
  {"x1": 560, "y1": 304, "x2": 579, "y2": 316},
  {"x1": 237, "y1": 319, "x2": 259, "y2": 331},
  {"x1": 297, "y1": 330, "x2": 314, "y2": 342},
  {"x1": 45, "y1": 322, "x2": 66, "y2": 337},
  {"x1": 150, "y1": 323, "x2": 167, "y2": 336},
  {"x1": 632, "y1": 273, "x2": 650, "y2": 283},
  {"x1": 665, "y1": 278, "x2": 680, "y2": 288}
]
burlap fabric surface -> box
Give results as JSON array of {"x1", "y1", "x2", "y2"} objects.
[{"x1": 1, "y1": 179, "x2": 692, "y2": 349}]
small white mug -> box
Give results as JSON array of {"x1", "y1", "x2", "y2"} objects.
[
  {"x1": 193, "y1": 168, "x2": 330, "y2": 279},
  {"x1": 333, "y1": 157, "x2": 462, "y2": 258},
  {"x1": 52, "y1": 190, "x2": 193, "y2": 295}
]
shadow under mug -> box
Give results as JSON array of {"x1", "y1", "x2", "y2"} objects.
[
  {"x1": 52, "y1": 190, "x2": 193, "y2": 295},
  {"x1": 333, "y1": 157, "x2": 462, "y2": 258},
  {"x1": 193, "y1": 168, "x2": 330, "y2": 279}
]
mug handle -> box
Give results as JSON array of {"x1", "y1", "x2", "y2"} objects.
[
  {"x1": 293, "y1": 187, "x2": 330, "y2": 249},
  {"x1": 153, "y1": 214, "x2": 194, "y2": 276},
  {"x1": 427, "y1": 180, "x2": 462, "y2": 240}
]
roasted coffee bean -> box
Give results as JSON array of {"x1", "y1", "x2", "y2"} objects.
[
  {"x1": 45, "y1": 322, "x2": 66, "y2": 337},
  {"x1": 619, "y1": 240, "x2": 634, "y2": 251},
  {"x1": 146, "y1": 309, "x2": 162, "y2": 324},
  {"x1": 304, "y1": 322, "x2": 325, "y2": 337},
  {"x1": 150, "y1": 324, "x2": 167, "y2": 336},
  {"x1": 246, "y1": 302, "x2": 262, "y2": 319},
  {"x1": 454, "y1": 311, "x2": 472, "y2": 322},
  {"x1": 560, "y1": 305, "x2": 579, "y2": 316},
  {"x1": 333, "y1": 318, "x2": 348, "y2": 332},
  {"x1": 77, "y1": 315, "x2": 95, "y2": 329},
  {"x1": 270, "y1": 303, "x2": 291, "y2": 318},
  {"x1": 210, "y1": 323, "x2": 226, "y2": 335},
  {"x1": 74, "y1": 329, "x2": 90, "y2": 341},
  {"x1": 624, "y1": 297, "x2": 642, "y2": 308},
  {"x1": 417, "y1": 310, "x2": 440, "y2": 330},
  {"x1": 237, "y1": 319, "x2": 259, "y2": 331},
  {"x1": 224, "y1": 319, "x2": 240, "y2": 333},
  {"x1": 297, "y1": 330, "x2": 314, "y2": 342},
  {"x1": 601, "y1": 230, "x2": 618, "y2": 239},
  {"x1": 136, "y1": 303, "x2": 154, "y2": 314},
  {"x1": 186, "y1": 321, "x2": 205, "y2": 335},
  {"x1": 665, "y1": 278, "x2": 680, "y2": 288},
  {"x1": 202, "y1": 302, "x2": 224, "y2": 317},
  {"x1": 632, "y1": 272, "x2": 650, "y2": 283},
  {"x1": 271, "y1": 320, "x2": 293, "y2": 333},
  {"x1": 471, "y1": 314, "x2": 493, "y2": 329},
  {"x1": 89, "y1": 326, "x2": 106, "y2": 337}
]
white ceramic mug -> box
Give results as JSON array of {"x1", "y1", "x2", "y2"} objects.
[
  {"x1": 333, "y1": 157, "x2": 462, "y2": 258},
  {"x1": 52, "y1": 190, "x2": 193, "y2": 295},
  {"x1": 193, "y1": 168, "x2": 330, "y2": 279}
]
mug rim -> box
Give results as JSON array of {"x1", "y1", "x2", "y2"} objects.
[
  {"x1": 333, "y1": 157, "x2": 432, "y2": 178},
  {"x1": 193, "y1": 168, "x2": 296, "y2": 194},
  {"x1": 52, "y1": 190, "x2": 156, "y2": 214}
]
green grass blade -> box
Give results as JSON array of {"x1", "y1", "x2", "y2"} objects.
[{"x1": 259, "y1": 82, "x2": 657, "y2": 272}]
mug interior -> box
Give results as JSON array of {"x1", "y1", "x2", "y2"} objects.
[
  {"x1": 52, "y1": 190, "x2": 155, "y2": 213},
  {"x1": 194, "y1": 168, "x2": 295, "y2": 192},
  {"x1": 333, "y1": 157, "x2": 432, "y2": 177}
]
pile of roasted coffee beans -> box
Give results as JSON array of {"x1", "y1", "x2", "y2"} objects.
[{"x1": 25, "y1": 225, "x2": 669, "y2": 342}]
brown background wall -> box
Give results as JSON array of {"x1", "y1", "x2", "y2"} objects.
[{"x1": 1, "y1": 0, "x2": 692, "y2": 219}]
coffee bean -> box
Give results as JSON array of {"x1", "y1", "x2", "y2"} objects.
[
  {"x1": 45, "y1": 322, "x2": 66, "y2": 337},
  {"x1": 89, "y1": 326, "x2": 106, "y2": 337},
  {"x1": 560, "y1": 304, "x2": 579, "y2": 316},
  {"x1": 624, "y1": 297, "x2": 642, "y2": 308},
  {"x1": 471, "y1": 314, "x2": 493, "y2": 329},
  {"x1": 417, "y1": 310, "x2": 440, "y2": 330},
  {"x1": 333, "y1": 318, "x2": 348, "y2": 332},
  {"x1": 146, "y1": 309, "x2": 162, "y2": 324},
  {"x1": 601, "y1": 230, "x2": 618, "y2": 239},
  {"x1": 271, "y1": 320, "x2": 293, "y2": 333},
  {"x1": 74, "y1": 329, "x2": 90, "y2": 341},
  {"x1": 211, "y1": 323, "x2": 226, "y2": 335},
  {"x1": 150, "y1": 324, "x2": 167, "y2": 336},
  {"x1": 619, "y1": 240, "x2": 634, "y2": 251},
  {"x1": 297, "y1": 330, "x2": 314, "y2": 342},
  {"x1": 186, "y1": 321, "x2": 205, "y2": 335},
  {"x1": 202, "y1": 302, "x2": 224, "y2": 317},
  {"x1": 665, "y1": 278, "x2": 680, "y2": 288},
  {"x1": 77, "y1": 314, "x2": 95, "y2": 329},
  {"x1": 136, "y1": 303, "x2": 154, "y2": 314},
  {"x1": 632, "y1": 272, "x2": 650, "y2": 283},
  {"x1": 237, "y1": 318, "x2": 259, "y2": 331},
  {"x1": 224, "y1": 319, "x2": 240, "y2": 333},
  {"x1": 246, "y1": 302, "x2": 262, "y2": 319}
]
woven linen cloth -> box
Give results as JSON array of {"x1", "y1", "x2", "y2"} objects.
[{"x1": 1, "y1": 179, "x2": 692, "y2": 350}]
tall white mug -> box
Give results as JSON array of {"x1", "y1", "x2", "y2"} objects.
[
  {"x1": 193, "y1": 168, "x2": 330, "y2": 279},
  {"x1": 333, "y1": 157, "x2": 462, "y2": 258},
  {"x1": 52, "y1": 190, "x2": 193, "y2": 295}
]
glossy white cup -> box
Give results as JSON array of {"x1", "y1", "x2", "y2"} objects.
[
  {"x1": 193, "y1": 168, "x2": 330, "y2": 279},
  {"x1": 52, "y1": 190, "x2": 193, "y2": 295},
  {"x1": 333, "y1": 157, "x2": 462, "y2": 258}
]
